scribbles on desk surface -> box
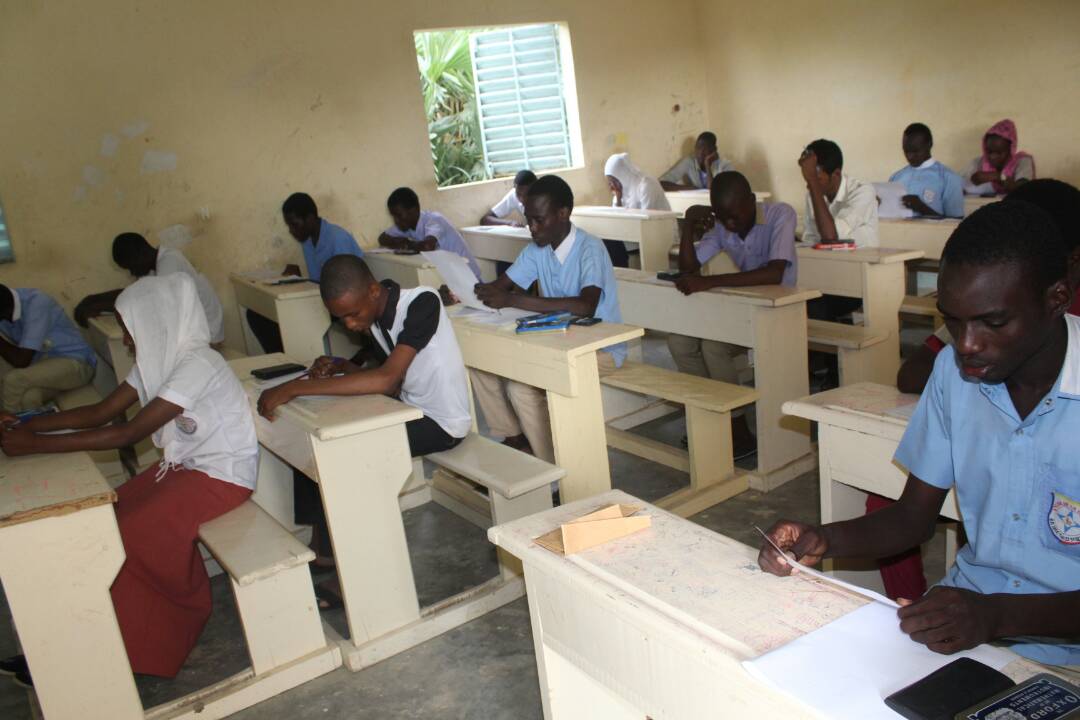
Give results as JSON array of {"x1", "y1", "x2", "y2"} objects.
[{"x1": 822, "y1": 382, "x2": 919, "y2": 420}]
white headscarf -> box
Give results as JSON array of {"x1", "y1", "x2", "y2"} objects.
[
  {"x1": 115, "y1": 273, "x2": 210, "y2": 401},
  {"x1": 604, "y1": 152, "x2": 672, "y2": 211}
]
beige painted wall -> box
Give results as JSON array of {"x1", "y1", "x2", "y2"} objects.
[
  {"x1": 0, "y1": 0, "x2": 710, "y2": 348},
  {"x1": 699, "y1": 0, "x2": 1080, "y2": 214}
]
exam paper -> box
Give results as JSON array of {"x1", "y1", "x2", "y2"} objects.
[
  {"x1": 874, "y1": 182, "x2": 916, "y2": 220},
  {"x1": 421, "y1": 250, "x2": 488, "y2": 312}
]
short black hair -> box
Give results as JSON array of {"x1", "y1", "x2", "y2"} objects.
[
  {"x1": 696, "y1": 131, "x2": 717, "y2": 148},
  {"x1": 320, "y1": 255, "x2": 376, "y2": 303},
  {"x1": 387, "y1": 187, "x2": 420, "y2": 211},
  {"x1": 526, "y1": 175, "x2": 574, "y2": 212},
  {"x1": 112, "y1": 232, "x2": 151, "y2": 267},
  {"x1": 1005, "y1": 179, "x2": 1080, "y2": 252},
  {"x1": 806, "y1": 139, "x2": 843, "y2": 174},
  {"x1": 711, "y1": 171, "x2": 753, "y2": 206},
  {"x1": 903, "y1": 123, "x2": 933, "y2": 146},
  {"x1": 513, "y1": 170, "x2": 537, "y2": 187},
  {"x1": 942, "y1": 200, "x2": 1066, "y2": 292},
  {"x1": 282, "y1": 192, "x2": 317, "y2": 218}
]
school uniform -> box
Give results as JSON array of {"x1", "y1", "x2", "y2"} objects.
[
  {"x1": 471, "y1": 226, "x2": 623, "y2": 461},
  {"x1": 490, "y1": 188, "x2": 525, "y2": 220},
  {"x1": 155, "y1": 247, "x2": 225, "y2": 343},
  {"x1": 963, "y1": 118, "x2": 1037, "y2": 196},
  {"x1": 667, "y1": 203, "x2": 797, "y2": 409},
  {"x1": 0, "y1": 288, "x2": 96, "y2": 412},
  {"x1": 896, "y1": 314, "x2": 1080, "y2": 667},
  {"x1": 383, "y1": 210, "x2": 482, "y2": 280},
  {"x1": 604, "y1": 153, "x2": 672, "y2": 267},
  {"x1": 889, "y1": 159, "x2": 965, "y2": 218},
  {"x1": 110, "y1": 274, "x2": 258, "y2": 677},
  {"x1": 802, "y1": 174, "x2": 879, "y2": 247},
  {"x1": 660, "y1": 154, "x2": 734, "y2": 189}
]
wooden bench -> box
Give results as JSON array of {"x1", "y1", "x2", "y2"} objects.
[
  {"x1": 900, "y1": 293, "x2": 942, "y2": 327},
  {"x1": 600, "y1": 361, "x2": 758, "y2": 517},
  {"x1": 807, "y1": 319, "x2": 890, "y2": 386}
]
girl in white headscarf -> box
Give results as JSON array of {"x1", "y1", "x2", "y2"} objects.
[
  {"x1": 0, "y1": 273, "x2": 257, "y2": 679},
  {"x1": 604, "y1": 152, "x2": 672, "y2": 211}
]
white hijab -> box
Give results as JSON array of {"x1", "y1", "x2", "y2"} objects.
[{"x1": 604, "y1": 152, "x2": 671, "y2": 211}]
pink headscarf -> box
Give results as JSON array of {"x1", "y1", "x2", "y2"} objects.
[{"x1": 980, "y1": 119, "x2": 1035, "y2": 193}]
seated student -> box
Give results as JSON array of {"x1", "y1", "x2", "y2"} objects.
[
  {"x1": 469, "y1": 175, "x2": 624, "y2": 460},
  {"x1": 0, "y1": 285, "x2": 96, "y2": 412},
  {"x1": 74, "y1": 232, "x2": 225, "y2": 344},
  {"x1": 378, "y1": 187, "x2": 482, "y2": 279},
  {"x1": 889, "y1": 123, "x2": 964, "y2": 219},
  {"x1": 480, "y1": 170, "x2": 537, "y2": 227},
  {"x1": 666, "y1": 172, "x2": 797, "y2": 459},
  {"x1": 0, "y1": 274, "x2": 257, "y2": 683},
  {"x1": 247, "y1": 192, "x2": 364, "y2": 354},
  {"x1": 760, "y1": 201, "x2": 1080, "y2": 670},
  {"x1": 659, "y1": 131, "x2": 735, "y2": 191},
  {"x1": 604, "y1": 152, "x2": 672, "y2": 267},
  {"x1": 962, "y1": 119, "x2": 1036, "y2": 197}
]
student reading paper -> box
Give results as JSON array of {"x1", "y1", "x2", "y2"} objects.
[{"x1": 888, "y1": 123, "x2": 964, "y2": 219}]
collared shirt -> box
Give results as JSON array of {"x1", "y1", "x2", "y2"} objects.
[
  {"x1": 895, "y1": 314, "x2": 1080, "y2": 665},
  {"x1": 155, "y1": 247, "x2": 225, "y2": 344},
  {"x1": 695, "y1": 202, "x2": 799, "y2": 286},
  {"x1": 553, "y1": 226, "x2": 579, "y2": 265},
  {"x1": 802, "y1": 174, "x2": 879, "y2": 247},
  {"x1": 889, "y1": 159, "x2": 965, "y2": 218},
  {"x1": 301, "y1": 218, "x2": 364, "y2": 282},
  {"x1": 0, "y1": 288, "x2": 96, "y2": 367},
  {"x1": 491, "y1": 189, "x2": 525, "y2": 219},
  {"x1": 660, "y1": 155, "x2": 735, "y2": 189},
  {"x1": 384, "y1": 210, "x2": 482, "y2": 279},
  {"x1": 505, "y1": 225, "x2": 626, "y2": 366}
]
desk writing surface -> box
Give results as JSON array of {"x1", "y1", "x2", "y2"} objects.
[
  {"x1": 230, "y1": 272, "x2": 322, "y2": 301},
  {"x1": 449, "y1": 307, "x2": 643, "y2": 358},
  {"x1": 782, "y1": 382, "x2": 916, "y2": 442},
  {"x1": 615, "y1": 267, "x2": 821, "y2": 308},
  {"x1": 0, "y1": 452, "x2": 116, "y2": 528},
  {"x1": 877, "y1": 218, "x2": 961, "y2": 261},
  {"x1": 89, "y1": 314, "x2": 123, "y2": 340},
  {"x1": 364, "y1": 251, "x2": 436, "y2": 270},
  {"x1": 571, "y1": 206, "x2": 679, "y2": 221},
  {"x1": 795, "y1": 245, "x2": 925, "y2": 265}
]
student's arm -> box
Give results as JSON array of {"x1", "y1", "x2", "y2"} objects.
[
  {"x1": 14, "y1": 382, "x2": 139, "y2": 433},
  {"x1": 676, "y1": 261, "x2": 787, "y2": 294},
  {"x1": 378, "y1": 230, "x2": 408, "y2": 249},
  {"x1": 477, "y1": 281, "x2": 602, "y2": 317},
  {"x1": 659, "y1": 158, "x2": 694, "y2": 191},
  {"x1": 480, "y1": 210, "x2": 520, "y2": 227},
  {"x1": 74, "y1": 289, "x2": 123, "y2": 327},
  {"x1": 901, "y1": 195, "x2": 943, "y2": 218},
  {"x1": 416, "y1": 236, "x2": 439, "y2": 251},
  {"x1": 676, "y1": 205, "x2": 712, "y2": 273},
  {"x1": 800, "y1": 151, "x2": 839, "y2": 242},
  {"x1": 0, "y1": 336, "x2": 35, "y2": 369}
]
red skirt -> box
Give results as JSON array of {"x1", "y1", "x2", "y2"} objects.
[
  {"x1": 110, "y1": 465, "x2": 251, "y2": 678},
  {"x1": 865, "y1": 493, "x2": 928, "y2": 601}
]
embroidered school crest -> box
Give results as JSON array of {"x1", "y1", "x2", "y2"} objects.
[
  {"x1": 922, "y1": 188, "x2": 937, "y2": 205},
  {"x1": 1048, "y1": 491, "x2": 1080, "y2": 545},
  {"x1": 175, "y1": 415, "x2": 198, "y2": 435}
]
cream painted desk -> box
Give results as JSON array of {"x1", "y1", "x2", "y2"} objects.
[
  {"x1": 230, "y1": 273, "x2": 330, "y2": 363},
  {"x1": 615, "y1": 268, "x2": 820, "y2": 491},
  {"x1": 570, "y1": 206, "x2": 679, "y2": 272},
  {"x1": 461, "y1": 225, "x2": 532, "y2": 282},
  {"x1": 449, "y1": 309, "x2": 644, "y2": 503},
  {"x1": 364, "y1": 250, "x2": 443, "y2": 288},
  {"x1": 783, "y1": 382, "x2": 961, "y2": 591},
  {"x1": 664, "y1": 189, "x2": 771, "y2": 217},
  {"x1": 877, "y1": 218, "x2": 961, "y2": 262},
  {"x1": 489, "y1": 490, "x2": 1037, "y2": 720}
]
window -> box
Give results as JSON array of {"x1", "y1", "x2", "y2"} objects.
[
  {"x1": 0, "y1": 199, "x2": 13, "y2": 263},
  {"x1": 414, "y1": 23, "x2": 583, "y2": 188}
]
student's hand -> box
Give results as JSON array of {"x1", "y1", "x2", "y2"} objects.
[
  {"x1": 0, "y1": 412, "x2": 19, "y2": 429},
  {"x1": 475, "y1": 282, "x2": 511, "y2": 309},
  {"x1": 971, "y1": 170, "x2": 999, "y2": 186},
  {"x1": 282, "y1": 264, "x2": 302, "y2": 278},
  {"x1": 703, "y1": 149, "x2": 719, "y2": 170},
  {"x1": 256, "y1": 383, "x2": 297, "y2": 421},
  {"x1": 901, "y1": 195, "x2": 933, "y2": 215},
  {"x1": 684, "y1": 205, "x2": 716, "y2": 239},
  {"x1": 897, "y1": 587, "x2": 996, "y2": 654},
  {"x1": 0, "y1": 427, "x2": 38, "y2": 456},
  {"x1": 307, "y1": 356, "x2": 345, "y2": 380},
  {"x1": 438, "y1": 285, "x2": 460, "y2": 307},
  {"x1": 378, "y1": 233, "x2": 407, "y2": 250},
  {"x1": 418, "y1": 237, "x2": 439, "y2": 252},
  {"x1": 674, "y1": 274, "x2": 713, "y2": 295},
  {"x1": 74, "y1": 300, "x2": 101, "y2": 328},
  {"x1": 798, "y1": 150, "x2": 819, "y2": 184},
  {"x1": 757, "y1": 519, "x2": 829, "y2": 577}
]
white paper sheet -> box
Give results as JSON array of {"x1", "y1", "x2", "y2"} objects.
[
  {"x1": 874, "y1": 181, "x2": 916, "y2": 219},
  {"x1": 421, "y1": 250, "x2": 488, "y2": 311},
  {"x1": 743, "y1": 602, "x2": 1014, "y2": 720}
]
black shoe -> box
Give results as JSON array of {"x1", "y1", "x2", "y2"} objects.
[
  {"x1": 0, "y1": 655, "x2": 27, "y2": 677},
  {"x1": 12, "y1": 667, "x2": 32, "y2": 689}
]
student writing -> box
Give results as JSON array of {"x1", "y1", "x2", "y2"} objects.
[
  {"x1": 378, "y1": 187, "x2": 482, "y2": 279},
  {"x1": 603, "y1": 152, "x2": 672, "y2": 267},
  {"x1": 480, "y1": 170, "x2": 536, "y2": 227}
]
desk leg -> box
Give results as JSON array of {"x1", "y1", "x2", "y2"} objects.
[
  {"x1": 0, "y1": 504, "x2": 143, "y2": 719},
  {"x1": 860, "y1": 263, "x2": 905, "y2": 384},
  {"x1": 547, "y1": 352, "x2": 612, "y2": 503},
  {"x1": 275, "y1": 300, "x2": 330, "y2": 364}
]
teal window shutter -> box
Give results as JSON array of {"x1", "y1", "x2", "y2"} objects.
[{"x1": 0, "y1": 199, "x2": 13, "y2": 263}]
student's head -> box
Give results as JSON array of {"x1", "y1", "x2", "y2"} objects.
[
  {"x1": 282, "y1": 193, "x2": 320, "y2": 243},
  {"x1": 111, "y1": 232, "x2": 156, "y2": 277},
  {"x1": 387, "y1": 187, "x2": 421, "y2": 233},
  {"x1": 513, "y1": 170, "x2": 537, "y2": 204},
  {"x1": 115, "y1": 274, "x2": 211, "y2": 375},
  {"x1": 0, "y1": 284, "x2": 13, "y2": 322},
  {"x1": 902, "y1": 123, "x2": 933, "y2": 167},
  {"x1": 319, "y1": 255, "x2": 384, "y2": 333},
  {"x1": 710, "y1": 172, "x2": 757, "y2": 237},
  {"x1": 983, "y1": 119, "x2": 1018, "y2": 172},
  {"x1": 1006, "y1": 179, "x2": 1080, "y2": 286},
  {"x1": 695, "y1": 131, "x2": 718, "y2": 166},
  {"x1": 804, "y1": 139, "x2": 844, "y2": 194},
  {"x1": 524, "y1": 175, "x2": 574, "y2": 248},
  {"x1": 938, "y1": 201, "x2": 1070, "y2": 385}
]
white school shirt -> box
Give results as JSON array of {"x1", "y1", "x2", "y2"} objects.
[
  {"x1": 155, "y1": 247, "x2": 225, "y2": 344},
  {"x1": 490, "y1": 189, "x2": 525, "y2": 219},
  {"x1": 802, "y1": 174, "x2": 879, "y2": 247},
  {"x1": 383, "y1": 210, "x2": 482, "y2": 279}
]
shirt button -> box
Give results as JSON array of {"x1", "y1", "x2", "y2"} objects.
[
  {"x1": 1013, "y1": 580, "x2": 1021, "y2": 588},
  {"x1": 1015, "y1": 429, "x2": 1024, "y2": 436},
  {"x1": 1012, "y1": 513, "x2": 1021, "y2": 521}
]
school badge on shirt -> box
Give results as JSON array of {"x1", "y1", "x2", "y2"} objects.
[
  {"x1": 175, "y1": 415, "x2": 198, "y2": 435},
  {"x1": 1048, "y1": 491, "x2": 1080, "y2": 545},
  {"x1": 921, "y1": 188, "x2": 936, "y2": 205}
]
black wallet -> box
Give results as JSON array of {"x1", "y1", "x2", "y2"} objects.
[{"x1": 884, "y1": 658, "x2": 1015, "y2": 720}]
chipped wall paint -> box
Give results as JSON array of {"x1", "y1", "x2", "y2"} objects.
[{"x1": 140, "y1": 150, "x2": 178, "y2": 174}]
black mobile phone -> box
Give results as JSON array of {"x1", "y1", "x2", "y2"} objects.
[
  {"x1": 571, "y1": 316, "x2": 602, "y2": 326},
  {"x1": 656, "y1": 271, "x2": 683, "y2": 282},
  {"x1": 393, "y1": 248, "x2": 421, "y2": 255},
  {"x1": 251, "y1": 363, "x2": 306, "y2": 380}
]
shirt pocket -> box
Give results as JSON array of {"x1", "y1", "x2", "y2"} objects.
[{"x1": 1037, "y1": 465, "x2": 1080, "y2": 561}]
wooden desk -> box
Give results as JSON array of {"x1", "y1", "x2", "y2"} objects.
[
  {"x1": 230, "y1": 273, "x2": 330, "y2": 363},
  {"x1": 449, "y1": 310, "x2": 644, "y2": 503},
  {"x1": 461, "y1": 225, "x2": 532, "y2": 282},
  {"x1": 783, "y1": 382, "x2": 961, "y2": 591},
  {"x1": 570, "y1": 206, "x2": 679, "y2": 272},
  {"x1": 0, "y1": 452, "x2": 142, "y2": 719},
  {"x1": 489, "y1": 490, "x2": 1035, "y2": 720},
  {"x1": 664, "y1": 189, "x2": 771, "y2": 217},
  {"x1": 877, "y1": 218, "x2": 961, "y2": 262},
  {"x1": 615, "y1": 268, "x2": 820, "y2": 490},
  {"x1": 364, "y1": 251, "x2": 443, "y2": 289}
]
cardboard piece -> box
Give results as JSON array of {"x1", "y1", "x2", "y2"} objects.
[{"x1": 534, "y1": 504, "x2": 651, "y2": 555}]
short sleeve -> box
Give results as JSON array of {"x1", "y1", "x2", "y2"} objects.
[
  {"x1": 505, "y1": 245, "x2": 539, "y2": 290},
  {"x1": 157, "y1": 354, "x2": 215, "y2": 410},
  {"x1": 1014, "y1": 156, "x2": 1036, "y2": 181},
  {"x1": 695, "y1": 226, "x2": 724, "y2": 265},
  {"x1": 154, "y1": 250, "x2": 185, "y2": 276},
  {"x1": 577, "y1": 242, "x2": 607, "y2": 292},
  {"x1": 124, "y1": 366, "x2": 148, "y2": 405},
  {"x1": 942, "y1": 170, "x2": 965, "y2": 218},
  {"x1": 894, "y1": 348, "x2": 956, "y2": 489},
  {"x1": 659, "y1": 157, "x2": 689, "y2": 184},
  {"x1": 767, "y1": 205, "x2": 798, "y2": 265},
  {"x1": 396, "y1": 292, "x2": 440, "y2": 351},
  {"x1": 333, "y1": 231, "x2": 364, "y2": 258},
  {"x1": 801, "y1": 194, "x2": 820, "y2": 244},
  {"x1": 17, "y1": 295, "x2": 51, "y2": 352},
  {"x1": 383, "y1": 224, "x2": 408, "y2": 239},
  {"x1": 491, "y1": 190, "x2": 516, "y2": 218},
  {"x1": 716, "y1": 157, "x2": 734, "y2": 174},
  {"x1": 424, "y1": 216, "x2": 446, "y2": 241}
]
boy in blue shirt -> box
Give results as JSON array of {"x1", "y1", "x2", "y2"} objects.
[
  {"x1": 889, "y1": 123, "x2": 964, "y2": 219},
  {"x1": 759, "y1": 202, "x2": 1080, "y2": 670},
  {"x1": 378, "y1": 187, "x2": 482, "y2": 280},
  {"x1": 471, "y1": 175, "x2": 624, "y2": 460},
  {"x1": 0, "y1": 285, "x2": 96, "y2": 412}
]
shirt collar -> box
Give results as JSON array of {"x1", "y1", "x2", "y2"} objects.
[
  {"x1": 553, "y1": 224, "x2": 579, "y2": 265},
  {"x1": 10, "y1": 287, "x2": 20, "y2": 322},
  {"x1": 831, "y1": 175, "x2": 850, "y2": 206},
  {"x1": 376, "y1": 279, "x2": 401, "y2": 331},
  {"x1": 916, "y1": 158, "x2": 938, "y2": 169},
  {"x1": 1056, "y1": 315, "x2": 1080, "y2": 397}
]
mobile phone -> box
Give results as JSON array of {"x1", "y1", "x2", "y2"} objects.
[
  {"x1": 394, "y1": 248, "x2": 421, "y2": 255},
  {"x1": 571, "y1": 316, "x2": 602, "y2": 326},
  {"x1": 656, "y1": 271, "x2": 683, "y2": 282},
  {"x1": 251, "y1": 363, "x2": 306, "y2": 380}
]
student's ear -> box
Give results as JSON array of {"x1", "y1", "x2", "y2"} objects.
[
  {"x1": 557, "y1": 206, "x2": 571, "y2": 223},
  {"x1": 1046, "y1": 278, "x2": 1072, "y2": 318}
]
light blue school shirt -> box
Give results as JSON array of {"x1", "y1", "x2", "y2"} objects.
[
  {"x1": 301, "y1": 219, "x2": 364, "y2": 282},
  {"x1": 889, "y1": 160, "x2": 965, "y2": 218},
  {"x1": 505, "y1": 226, "x2": 626, "y2": 366},
  {"x1": 695, "y1": 202, "x2": 799, "y2": 286},
  {"x1": 895, "y1": 314, "x2": 1080, "y2": 666},
  {"x1": 0, "y1": 288, "x2": 96, "y2": 367},
  {"x1": 384, "y1": 210, "x2": 482, "y2": 280}
]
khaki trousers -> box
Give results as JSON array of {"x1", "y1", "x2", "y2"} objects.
[
  {"x1": 666, "y1": 334, "x2": 748, "y2": 417},
  {"x1": 0, "y1": 356, "x2": 95, "y2": 412},
  {"x1": 471, "y1": 351, "x2": 617, "y2": 463}
]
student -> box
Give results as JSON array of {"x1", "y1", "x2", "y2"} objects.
[
  {"x1": 74, "y1": 232, "x2": 225, "y2": 344},
  {"x1": 666, "y1": 171, "x2": 797, "y2": 459},
  {"x1": 378, "y1": 187, "x2": 482, "y2": 279},
  {"x1": 888, "y1": 123, "x2": 964, "y2": 219},
  {"x1": 0, "y1": 274, "x2": 257, "y2": 683},
  {"x1": 0, "y1": 285, "x2": 96, "y2": 413},
  {"x1": 760, "y1": 201, "x2": 1080, "y2": 669},
  {"x1": 604, "y1": 152, "x2": 672, "y2": 267},
  {"x1": 470, "y1": 175, "x2": 624, "y2": 460},
  {"x1": 659, "y1": 131, "x2": 734, "y2": 191},
  {"x1": 800, "y1": 139, "x2": 878, "y2": 247},
  {"x1": 480, "y1": 170, "x2": 537, "y2": 227},
  {"x1": 962, "y1": 119, "x2": 1036, "y2": 196}
]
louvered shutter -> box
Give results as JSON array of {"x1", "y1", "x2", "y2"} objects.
[{"x1": 0, "y1": 200, "x2": 13, "y2": 263}]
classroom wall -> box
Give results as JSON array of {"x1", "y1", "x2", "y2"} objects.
[
  {"x1": 0, "y1": 0, "x2": 710, "y2": 348},
  {"x1": 698, "y1": 0, "x2": 1080, "y2": 214}
]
